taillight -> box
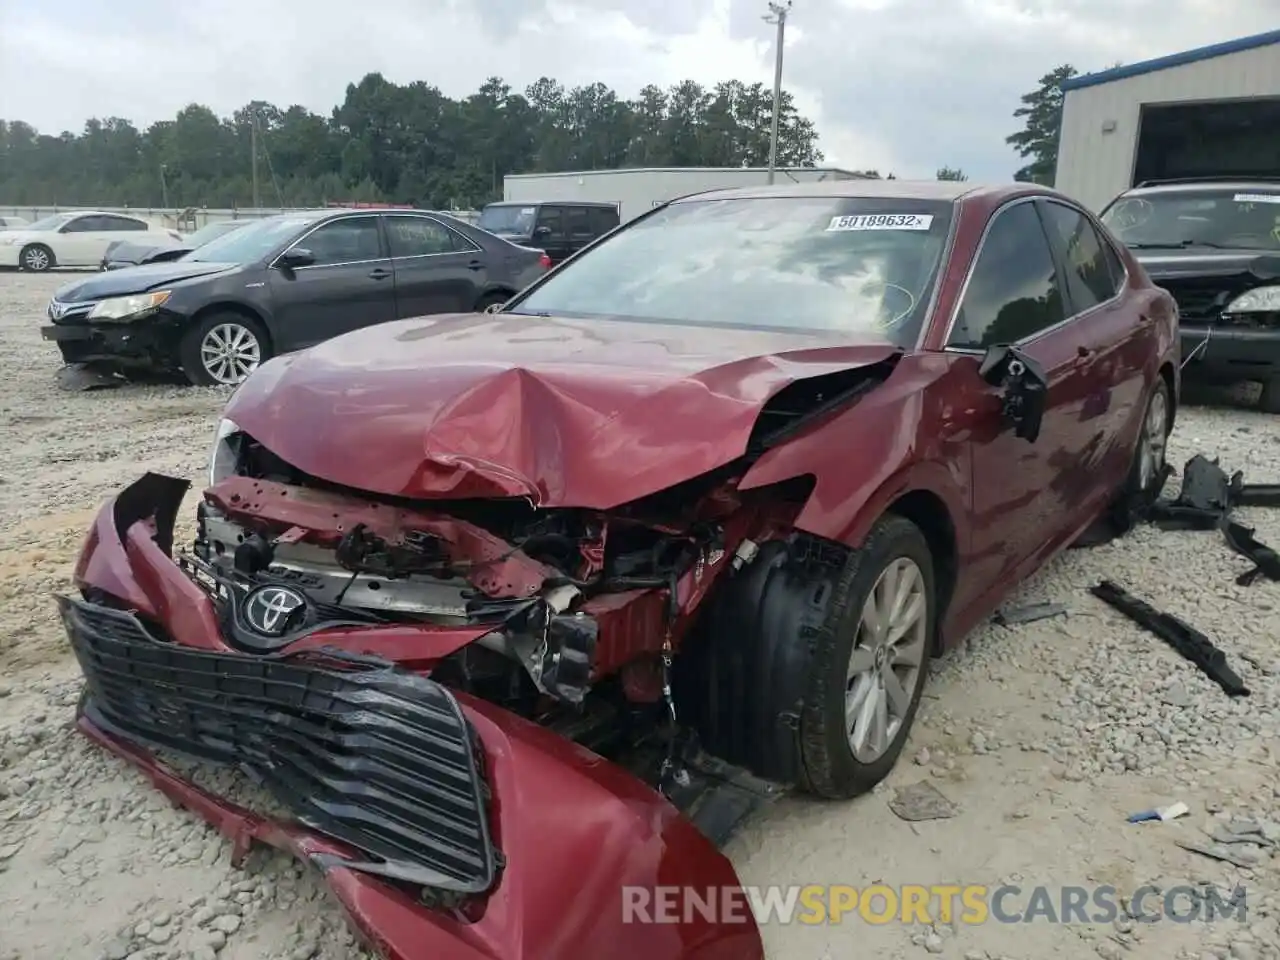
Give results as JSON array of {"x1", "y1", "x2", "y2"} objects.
[{"x1": 539, "y1": 253, "x2": 552, "y2": 270}]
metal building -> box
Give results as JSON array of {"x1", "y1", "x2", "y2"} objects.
[
  {"x1": 503, "y1": 166, "x2": 872, "y2": 223},
  {"x1": 1055, "y1": 28, "x2": 1280, "y2": 213}
]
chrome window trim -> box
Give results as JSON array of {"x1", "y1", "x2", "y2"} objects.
[
  {"x1": 269, "y1": 213, "x2": 386, "y2": 271},
  {"x1": 939, "y1": 195, "x2": 1130, "y2": 356},
  {"x1": 383, "y1": 213, "x2": 481, "y2": 260},
  {"x1": 910, "y1": 200, "x2": 965, "y2": 352}
]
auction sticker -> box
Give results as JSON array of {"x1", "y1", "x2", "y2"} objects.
[
  {"x1": 1234, "y1": 193, "x2": 1280, "y2": 204},
  {"x1": 827, "y1": 213, "x2": 934, "y2": 231}
]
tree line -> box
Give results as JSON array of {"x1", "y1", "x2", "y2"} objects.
[
  {"x1": 0, "y1": 65, "x2": 1078, "y2": 211},
  {"x1": 0, "y1": 74, "x2": 831, "y2": 210}
]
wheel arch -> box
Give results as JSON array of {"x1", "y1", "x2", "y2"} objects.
[
  {"x1": 883, "y1": 488, "x2": 958, "y2": 655},
  {"x1": 1158, "y1": 360, "x2": 1177, "y2": 433},
  {"x1": 190, "y1": 302, "x2": 274, "y2": 354}
]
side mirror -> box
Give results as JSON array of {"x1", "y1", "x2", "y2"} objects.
[
  {"x1": 277, "y1": 248, "x2": 315, "y2": 269},
  {"x1": 533, "y1": 225, "x2": 552, "y2": 238},
  {"x1": 978, "y1": 344, "x2": 1047, "y2": 443}
]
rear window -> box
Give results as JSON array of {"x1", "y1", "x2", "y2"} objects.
[
  {"x1": 508, "y1": 196, "x2": 954, "y2": 348},
  {"x1": 1101, "y1": 188, "x2": 1280, "y2": 250}
]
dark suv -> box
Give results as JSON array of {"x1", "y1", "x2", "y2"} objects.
[
  {"x1": 1100, "y1": 178, "x2": 1280, "y2": 412},
  {"x1": 478, "y1": 201, "x2": 620, "y2": 265}
]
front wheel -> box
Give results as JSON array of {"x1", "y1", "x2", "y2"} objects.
[
  {"x1": 20, "y1": 244, "x2": 53, "y2": 272},
  {"x1": 1121, "y1": 376, "x2": 1172, "y2": 505},
  {"x1": 799, "y1": 514, "x2": 935, "y2": 799},
  {"x1": 474, "y1": 291, "x2": 510, "y2": 313},
  {"x1": 180, "y1": 313, "x2": 270, "y2": 386}
]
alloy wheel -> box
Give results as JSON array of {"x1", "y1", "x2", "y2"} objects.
[
  {"x1": 1137, "y1": 389, "x2": 1168, "y2": 491},
  {"x1": 23, "y1": 247, "x2": 50, "y2": 271},
  {"x1": 845, "y1": 556, "x2": 929, "y2": 764},
  {"x1": 200, "y1": 322, "x2": 262, "y2": 385}
]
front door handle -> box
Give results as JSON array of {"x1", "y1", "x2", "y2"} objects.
[
  {"x1": 1077, "y1": 344, "x2": 1093, "y2": 359},
  {"x1": 467, "y1": 260, "x2": 484, "y2": 272},
  {"x1": 368, "y1": 267, "x2": 392, "y2": 280}
]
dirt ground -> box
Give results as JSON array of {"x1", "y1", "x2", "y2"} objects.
[{"x1": 1, "y1": 270, "x2": 1279, "y2": 960}]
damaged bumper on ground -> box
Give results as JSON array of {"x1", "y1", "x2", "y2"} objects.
[{"x1": 62, "y1": 473, "x2": 764, "y2": 960}]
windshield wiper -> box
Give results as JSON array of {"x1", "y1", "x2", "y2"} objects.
[{"x1": 1128, "y1": 239, "x2": 1227, "y2": 250}]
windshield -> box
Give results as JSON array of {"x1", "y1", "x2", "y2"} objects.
[
  {"x1": 1101, "y1": 188, "x2": 1280, "y2": 250},
  {"x1": 479, "y1": 204, "x2": 536, "y2": 235},
  {"x1": 26, "y1": 213, "x2": 74, "y2": 231},
  {"x1": 506, "y1": 196, "x2": 953, "y2": 347},
  {"x1": 185, "y1": 221, "x2": 247, "y2": 248},
  {"x1": 183, "y1": 215, "x2": 319, "y2": 263}
]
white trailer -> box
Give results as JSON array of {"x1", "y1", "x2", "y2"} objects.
[{"x1": 502, "y1": 167, "x2": 873, "y2": 223}]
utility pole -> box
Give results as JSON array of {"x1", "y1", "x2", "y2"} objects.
[
  {"x1": 159, "y1": 163, "x2": 169, "y2": 209},
  {"x1": 764, "y1": 0, "x2": 792, "y2": 185},
  {"x1": 250, "y1": 118, "x2": 260, "y2": 210}
]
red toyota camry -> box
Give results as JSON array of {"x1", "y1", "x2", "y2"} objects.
[{"x1": 59, "y1": 179, "x2": 1178, "y2": 960}]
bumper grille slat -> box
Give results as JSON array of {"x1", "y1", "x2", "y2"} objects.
[{"x1": 60, "y1": 595, "x2": 498, "y2": 892}]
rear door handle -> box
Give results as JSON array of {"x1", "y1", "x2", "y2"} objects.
[
  {"x1": 467, "y1": 260, "x2": 484, "y2": 271},
  {"x1": 368, "y1": 267, "x2": 392, "y2": 280}
]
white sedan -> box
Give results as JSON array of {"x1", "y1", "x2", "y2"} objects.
[{"x1": 0, "y1": 211, "x2": 179, "y2": 272}]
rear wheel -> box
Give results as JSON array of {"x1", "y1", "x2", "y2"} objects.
[
  {"x1": 475, "y1": 291, "x2": 510, "y2": 313},
  {"x1": 20, "y1": 244, "x2": 53, "y2": 272},
  {"x1": 180, "y1": 313, "x2": 270, "y2": 386}
]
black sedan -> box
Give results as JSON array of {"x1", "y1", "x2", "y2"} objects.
[
  {"x1": 100, "y1": 219, "x2": 250, "y2": 271},
  {"x1": 42, "y1": 209, "x2": 551, "y2": 385}
]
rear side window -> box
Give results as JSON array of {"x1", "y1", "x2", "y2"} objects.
[
  {"x1": 950, "y1": 202, "x2": 1065, "y2": 348},
  {"x1": 1040, "y1": 201, "x2": 1120, "y2": 312},
  {"x1": 385, "y1": 216, "x2": 460, "y2": 257},
  {"x1": 566, "y1": 207, "x2": 592, "y2": 240},
  {"x1": 589, "y1": 206, "x2": 618, "y2": 234}
]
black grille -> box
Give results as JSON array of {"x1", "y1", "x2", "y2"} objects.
[
  {"x1": 59, "y1": 594, "x2": 498, "y2": 893},
  {"x1": 1159, "y1": 278, "x2": 1253, "y2": 324}
]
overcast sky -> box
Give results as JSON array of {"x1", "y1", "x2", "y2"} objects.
[{"x1": 1, "y1": 0, "x2": 1276, "y2": 179}]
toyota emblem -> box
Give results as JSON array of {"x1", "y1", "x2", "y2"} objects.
[{"x1": 242, "y1": 584, "x2": 306, "y2": 636}]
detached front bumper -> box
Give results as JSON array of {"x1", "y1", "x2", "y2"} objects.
[
  {"x1": 61, "y1": 473, "x2": 763, "y2": 960},
  {"x1": 41, "y1": 315, "x2": 182, "y2": 369}
]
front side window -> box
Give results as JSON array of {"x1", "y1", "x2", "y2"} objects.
[
  {"x1": 294, "y1": 216, "x2": 383, "y2": 266},
  {"x1": 949, "y1": 202, "x2": 1065, "y2": 349},
  {"x1": 508, "y1": 196, "x2": 955, "y2": 348},
  {"x1": 1101, "y1": 188, "x2": 1280, "y2": 250}
]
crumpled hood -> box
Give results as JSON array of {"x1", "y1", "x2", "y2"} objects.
[{"x1": 225, "y1": 312, "x2": 899, "y2": 509}]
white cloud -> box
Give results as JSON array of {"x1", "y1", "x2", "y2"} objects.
[{"x1": 1, "y1": 0, "x2": 1276, "y2": 178}]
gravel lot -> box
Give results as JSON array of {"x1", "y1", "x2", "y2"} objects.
[{"x1": 2, "y1": 270, "x2": 1280, "y2": 960}]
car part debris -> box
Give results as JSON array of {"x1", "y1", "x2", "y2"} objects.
[
  {"x1": 1090, "y1": 580, "x2": 1249, "y2": 698},
  {"x1": 55, "y1": 362, "x2": 124, "y2": 391},
  {"x1": 994, "y1": 601, "x2": 1068, "y2": 627},
  {"x1": 1175, "y1": 838, "x2": 1265, "y2": 868},
  {"x1": 1223, "y1": 520, "x2": 1280, "y2": 585},
  {"x1": 1147, "y1": 454, "x2": 1236, "y2": 530},
  {"x1": 888, "y1": 781, "x2": 958, "y2": 821},
  {"x1": 1127, "y1": 801, "x2": 1188, "y2": 823},
  {"x1": 978, "y1": 345, "x2": 1048, "y2": 443}
]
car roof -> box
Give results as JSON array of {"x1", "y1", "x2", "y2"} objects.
[
  {"x1": 1121, "y1": 179, "x2": 1280, "y2": 197},
  {"x1": 669, "y1": 179, "x2": 1029, "y2": 205}
]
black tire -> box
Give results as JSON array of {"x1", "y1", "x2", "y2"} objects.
[
  {"x1": 179, "y1": 312, "x2": 271, "y2": 386},
  {"x1": 1119, "y1": 376, "x2": 1173, "y2": 506},
  {"x1": 1259, "y1": 376, "x2": 1280, "y2": 415},
  {"x1": 798, "y1": 514, "x2": 936, "y2": 799},
  {"x1": 474, "y1": 291, "x2": 510, "y2": 313},
  {"x1": 19, "y1": 243, "x2": 54, "y2": 272}
]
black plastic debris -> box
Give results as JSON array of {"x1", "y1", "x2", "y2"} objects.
[
  {"x1": 1147, "y1": 455, "x2": 1237, "y2": 531},
  {"x1": 1223, "y1": 521, "x2": 1280, "y2": 586},
  {"x1": 1090, "y1": 580, "x2": 1249, "y2": 698},
  {"x1": 994, "y1": 601, "x2": 1068, "y2": 627}
]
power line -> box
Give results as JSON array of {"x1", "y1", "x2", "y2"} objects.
[{"x1": 763, "y1": 0, "x2": 792, "y2": 185}]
